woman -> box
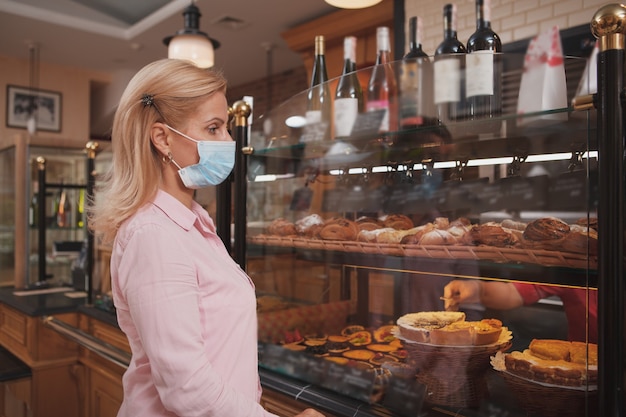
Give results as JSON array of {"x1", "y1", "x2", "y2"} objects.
[{"x1": 89, "y1": 59, "x2": 323, "y2": 417}]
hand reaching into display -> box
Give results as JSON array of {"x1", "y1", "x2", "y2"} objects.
[
  {"x1": 443, "y1": 279, "x2": 525, "y2": 311},
  {"x1": 443, "y1": 279, "x2": 483, "y2": 311},
  {"x1": 295, "y1": 408, "x2": 325, "y2": 417}
]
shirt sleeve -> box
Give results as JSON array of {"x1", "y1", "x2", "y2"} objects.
[
  {"x1": 512, "y1": 282, "x2": 549, "y2": 305},
  {"x1": 116, "y1": 221, "x2": 277, "y2": 417}
]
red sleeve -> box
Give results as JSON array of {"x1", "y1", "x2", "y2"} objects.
[{"x1": 512, "y1": 282, "x2": 547, "y2": 305}]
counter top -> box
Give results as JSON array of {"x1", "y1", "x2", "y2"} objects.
[{"x1": 0, "y1": 286, "x2": 86, "y2": 316}]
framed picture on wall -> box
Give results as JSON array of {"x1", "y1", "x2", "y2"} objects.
[{"x1": 6, "y1": 85, "x2": 62, "y2": 132}]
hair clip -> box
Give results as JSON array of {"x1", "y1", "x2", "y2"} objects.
[{"x1": 141, "y1": 94, "x2": 154, "y2": 107}]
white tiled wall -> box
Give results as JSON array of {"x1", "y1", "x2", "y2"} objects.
[{"x1": 404, "y1": 0, "x2": 607, "y2": 55}]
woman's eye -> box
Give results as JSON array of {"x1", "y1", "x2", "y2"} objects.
[{"x1": 208, "y1": 126, "x2": 218, "y2": 134}]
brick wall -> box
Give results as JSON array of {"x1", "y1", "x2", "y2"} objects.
[
  {"x1": 226, "y1": 66, "x2": 308, "y2": 123},
  {"x1": 404, "y1": 0, "x2": 606, "y2": 56}
]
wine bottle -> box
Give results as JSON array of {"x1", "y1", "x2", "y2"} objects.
[
  {"x1": 434, "y1": 4, "x2": 467, "y2": 125},
  {"x1": 367, "y1": 26, "x2": 398, "y2": 133},
  {"x1": 466, "y1": 0, "x2": 502, "y2": 128},
  {"x1": 334, "y1": 36, "x2": 364, "y2": 138},
  {"x1": 76, "y1": 189, "x2": 85, "y2": 228},
  {"x1": 305, "y1": 35, "x2": 331, "y2": 140},
  {"x1": 400, "y1": 16, "x2": 434, "y2": 129},
  {"x1": 29, "y1": 182, "x2": 38, "y2": 227},
  {"x1": 56, "y1": 185, "x2": 71, "y2": 228}
]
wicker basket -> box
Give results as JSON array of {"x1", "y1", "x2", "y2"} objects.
[
  {"x1": 498, "y1": 371, "x2": 598, "y2": 417},
  {"x1": 404, "y1": 340, "x2": 512, "y2": 408}
]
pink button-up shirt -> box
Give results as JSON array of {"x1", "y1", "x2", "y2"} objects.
[{"x1": 111, "y1": 190, "x2": 277, "y2": 417}]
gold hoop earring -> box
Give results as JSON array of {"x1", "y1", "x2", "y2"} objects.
[{"x1": 162, "y1": 152, "x2": 173, "y2": 164}]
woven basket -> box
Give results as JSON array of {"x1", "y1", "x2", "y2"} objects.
[
  {"x1": 498, "y1": 371, "x2": 598, "y2": 417},
  {"x1": 404, "y1": 340, "x2": 512, "y2": 408}
]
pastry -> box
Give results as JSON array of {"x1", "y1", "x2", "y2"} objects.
[
  {"x1": 267, "y1": 218, "x2": 297, "y2": 236},
  {"x1": 501, "y1": 219, "x2": 527, "y2": 231},
  {"x1": 576, "y1": 217, "x2": 598, "y2": 231},
  {"x1": 367, "y1": 344, "x2": 398, "y2": 353},
  {"x1": 341, "y1": 325, "x2": 365, "y2": 337},
  {"x1": 504, "y1": 339, "x2": 598, "y2": 386},
  {"x1": 295, "y1": 214, "x2": 324, "y2": 237},
  {"x1": 381, "y1": 214, "x2": 414, "y2": 230},
  {"x1": 396, "y1": 311, "x2": 466, "y2": 343},
  {"x1": 326, "y1": 335, "x2": 350, "y2": 353},
  {"x1": 375, "y1": 228, "x2": 415, "y2": 244},
  {"x1": 418, "y1": 229, "x2": 457, "y2": 245},
  {"x1": 429, "y1": 319, "x2": 503, "y2": 346},
  {"x1": 319, "y1": 218, "x2": 359, "y2": 241},
  {"x1": 561, "y1": 225, "x2": 598, "y2": 255},
  {"x1": 464, "y1": 223, "x2": 519, "y2": 247},
  {"x1": 523, "y1": 217, "x2": 570, "y2": 241},
  {"x1": 355, "y1": 216, "x2": 384, "y2": 231},
  {"x1": 325, "y1": 356, "x2": 349, "y2": 365},
  {"x1": 357, "y1": 227, "x2": 395, "y2": 243},
  {"x1": 433, "y1": 217, "x2": 449, "y2": 229},
  {"x1": 369, "y1": 352, "x2": 399, "y2": 366},
  {"x1": 348, "y1": 330, "x2": 372, "y2": 346},
  {"x1": 373, "y1": 325, "x2": 397, "y2": 343},
  {"x1": 343, "y1": 349, "x2": 375, "y2": 361}
]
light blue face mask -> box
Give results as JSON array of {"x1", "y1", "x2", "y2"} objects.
[{"x1": 165, "y1": 125, "x2": 235, "y2": 189}]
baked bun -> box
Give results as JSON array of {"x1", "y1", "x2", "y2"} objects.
[
  {"x1": 373, "y1": 325, "x2": 397, "y2": 343},
  {"x1": 319, "y1": 218, "x2": 359, "y2": 241},
  {"x1": 381, "y1": 214, "x2": 414, "y2": 230},
  {"x1": 268, "y1": 218, "x2": 297, "y2": 236},
  {"x1": 357, "y1": 227, "x2": 395, "y2": 243},
  {"x1": 433, "y1": 217, "x2": 449, "y2": 229},
  {"x1": 396, "y1": 311, "x2": 466, "y2": 343},
  {"x1": 501, "y1": 219, "x2": 527, "y2": 231},
  {"x1": 464, "y1": 223, "x2": 519, "y2": 247},
  {"x1": 523, "y1": 217, "x2": 570, "y2": 241},
  {"x1": 375, "y1": 228, "x2": 415, "y2": 244},
  {"x1": 576, "y1": 217, "x2": 598, "y2": 231},
  {"x1": 418, "y1": 229, "x2": 457, "y2": 245},
  {"x1": 561, "y1": 225, "x2": 598, "y2": 255},
  {"x1": 399, "y1": 224, "x2": 435, "y2": 244},
  {"x1": 295, "y1": 214, "x2": 324, "y2": 237},
  {"x1": 356, "y1": 216, "x2": 384, "y2": 231}
]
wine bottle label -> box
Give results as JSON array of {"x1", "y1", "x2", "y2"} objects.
[
  {"x1": 434, "y1": 58, "x2": 461, "y2": 104},
  {"x1": 466, "y1": 50, "x2": 494, "y2": 97},
  {"x1": 334, "y1": 98, "x2": 359, "y2": 137},
  {"x1": 367, "y1": 100, "x2": 390, "y2": 131}
]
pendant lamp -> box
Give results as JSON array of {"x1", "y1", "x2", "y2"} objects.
[
  {"x1": 163, "y1": 2, "x2": 220, "y2": 68},
  {"x1": 324, "y1": 0, "x2": 383, "y2": 9}
]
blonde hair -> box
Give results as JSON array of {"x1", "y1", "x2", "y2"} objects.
[{"x1": 89, "y1": 59, "x2": 227, "y2": 243}]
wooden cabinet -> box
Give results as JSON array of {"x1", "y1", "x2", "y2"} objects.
[{"x1": 0, "y1": 304, "x2": 81, "y2": 417}]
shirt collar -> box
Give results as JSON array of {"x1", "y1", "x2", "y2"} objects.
[{"x1": 151, "y1": 189, "x2": 215, "y2": 234}]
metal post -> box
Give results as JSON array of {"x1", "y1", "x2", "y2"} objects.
[
  {"x1": 36, "y1": 156, "x2": 46, "y2": 285},
  {"x1": 85, "y1": 141, "x2": 99, "y2": 305},
  {"x1": 231, "y1": 100, "x2": 252, "y2": 270},
  {"x1": 591, "y1": 4, "x2": 626, "y2": 416}
]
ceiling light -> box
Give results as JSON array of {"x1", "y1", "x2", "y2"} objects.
[
  {"x1": 324, "y1": 0, "x2": 383, "y2": 9},
  {"x1": 163, "y1": 2, "x2": 220, "y2": 68}
]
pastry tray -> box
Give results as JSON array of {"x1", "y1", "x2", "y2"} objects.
[{"x1": 249, "y1": 235, "x2": 596, "y2": 270}]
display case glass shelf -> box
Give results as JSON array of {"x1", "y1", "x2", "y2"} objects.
[{"x1": 244, "y1": 54, "x2": 599, "y2": 416}]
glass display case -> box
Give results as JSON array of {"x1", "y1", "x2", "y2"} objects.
[
  {"x1": 0, "y1": 142, "x2": 111, "y2": 290},
  {"x1": 242, "y1": 53, "x2": 607, "y2": 416}
]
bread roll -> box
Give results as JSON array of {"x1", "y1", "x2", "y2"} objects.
[
  {"x1": 268, "y1": 218, "x2": 297, "y2": 236},
  {"x1": 523, "y1": 217, "x2": 570, "y2": 241},
  {"x1": 399, "y1": 224, "x2": 435, "y2": 244},
  {"x1": 295, "y1": 214, "x2": 324, "y2": 237},
  {"x1": 357, "y1": 228, "x2": 395, "y2": 243},
  {"x1": 561, "y1": 225, "x2": 598, "y2": 255},
  {"x1": 418, "y1": 229, "x2": 457, "y2": 245},
  {"x1": 381, "y1": 214, "x2": 414, "y2": 230},
  {"x1": 464, "y1": 223, "x2": 519, "y2": 247},
  {"x1": 501, "y1": 219, "x2": 527, "y2": 231},
  {"x1": 319, "y1": 218, "x2": 359, "y2": 241},
  {"x1": 356, "y1": 216, "x2": 384, "y2": 231}
]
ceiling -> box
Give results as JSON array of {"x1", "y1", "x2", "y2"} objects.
[{"x1": 0, "y1": 0, "x2": 337, "y2": 87}]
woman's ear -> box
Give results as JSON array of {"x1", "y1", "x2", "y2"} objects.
[{"x1": 150, "y1": 122, "x2": 171, "y2": 157}]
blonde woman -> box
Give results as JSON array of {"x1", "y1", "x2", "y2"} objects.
[{"x1": 90, "y1": 59, "x2": 323, "y2": 417}]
